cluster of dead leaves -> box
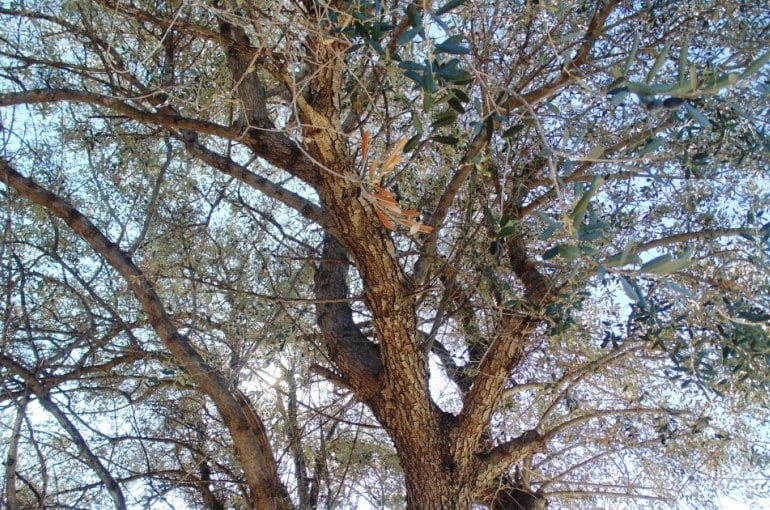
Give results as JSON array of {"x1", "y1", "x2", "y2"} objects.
[{"x1": 359, "y1": 130, "x2": 433, "y2": 234}]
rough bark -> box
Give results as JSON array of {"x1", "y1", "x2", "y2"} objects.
[{"x1": 0, "y1": 1, "x2": 631, "y2": 506}]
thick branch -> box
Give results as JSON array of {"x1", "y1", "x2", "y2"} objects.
[
  {"x1": 455, "y1": 235, "x2": 551, "y2": 457},
  {"x1": 476, "y1": 430, "x2": 546, "y2": 490},
  {"x1": 219, "y1": 21, "x2": 272, "y2": 128},
  {"x1": 313, "y1": 235, "x2": 382, "y2": 400},
  {"x1": 506, "y1": 234, "x2": 550, "y2": 303},
  {"x1": 455, "y1": 316, "x2": 539, "y2": 458}
]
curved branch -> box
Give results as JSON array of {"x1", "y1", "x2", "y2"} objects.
[
  {"x1": 414, "y1": 122, "x2": 492, "y2": 285},
  {"x1": 476, "y1": 430, "x2": 546, "y2": 488},
  {"x1": 4, "y1": 391, "x2": 29, "y2": 510},
  {"x1": 542, "y1": 407, "x2": 672, "y2": 444},
  {"x1": 519, "y1": 118, "x2": 676, "y2": 218},
  {"x1": 503, "y1": 0, "x2": 621, "y2": 111},
  {"x1": 1, "y1": 88, "x2": 321, "y2": 186},
  {"x1": 456, "y1": 316, "x2": 540, "y2": 460}
]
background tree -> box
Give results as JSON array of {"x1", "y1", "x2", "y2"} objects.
[{"x1": 1, "y1": 0, "x2": 769, "y2": 509}]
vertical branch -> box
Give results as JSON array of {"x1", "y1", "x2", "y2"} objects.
[{"x1": 4, "y1": 392, "x2": 29, "y2": 510}]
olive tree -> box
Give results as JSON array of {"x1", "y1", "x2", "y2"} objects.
[{"x1": 1, "y1": 0, "x2": 769, "y2": 509}]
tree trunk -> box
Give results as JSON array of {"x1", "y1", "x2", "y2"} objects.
[{"x1": 402, "y1": 467, "x2": 473, "y2": 510}]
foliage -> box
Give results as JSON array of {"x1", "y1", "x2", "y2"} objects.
[{"x1": 1, "y1": 0, "x2": 769, "y2": 509}]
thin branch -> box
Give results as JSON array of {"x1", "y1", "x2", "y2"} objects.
[
  {"x1": 178, "y1": 132, "x2": 337, "y2": 235},
  {"x1": 0, "y1": 356, "x2": 127, "y2": 510},
  {"x1": 0, "y1": 89, "x2": 239, "y2": 139},
  {"x1": 634, "y1": 228, "x2": 765, "y2": 253},
  {"x1": 542, "y1": 407, "x2": 674, "y2": 444},
  {"x1": 95, "y1": 0, "x2": 233, "y2": 47}
]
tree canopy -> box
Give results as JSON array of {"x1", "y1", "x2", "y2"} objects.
[{"x1": 1, "y1": 0, "x2": 769, "y2": 509}]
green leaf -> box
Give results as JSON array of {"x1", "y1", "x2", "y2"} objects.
[
  {"x1": 558, "y1": 244, "x2": 581, "y2": 260},
  {"x1": 540, "y1": 224, "x2": 559, "y2": 241},
  {"x1": 609, "y1": 88, "x2": 630, "y2": 105},
  {"x1": 448, "y1": 96, "x2": 465, "y2": 113},
  {"x1": 537, "y1": 212, "x2": 563, "y2": 234},
  {"x1": 605, "y1": 246, "x2": 641, "y2": 268},
  {"x1": 404, "y1": 70, "x2": 422, "y2": 86},
  {"x1": 434, "y1": 0, "x2": 468, "y2": 16},
  {"x1": 544, "y1": 101, "x2": 560, "y2": 114},
  {"x1": 423, "y1": 91, "x2": 434, "y2": 111},
  {"x1": 436, "y1": 59, "x2": 473, "y2": 84},
  {"x1": 345, "y1": 43, "x2": 364, "y2": 54},
  {"x1": 637, "y1": 137, "x2": 666, "y2": 157},
  {"x1": 701, "y1": 72, "x2": 739, "y2": 94},
  {"x1": 663, "y1": 280, "x2": 692, "y2": 297},
  {"x1": 396, "y1": 27, "x2": 421, "y2": 46},
  {"x1": 403, "y1": 134, "x2": 421, "y2": 152},
  {"x1": 542, "y1": 246, "x2": 560, "y2": 260},
  {"x1": 422, "y1": 63, "x2": 437, "y2": 93},
  {"x1": 586, "y1": 145, "x2": 605, "y2": 160},
  {"x1": 625, "y1": 81, "x2": 658, "y2": 96},
  {"x1": 502, "y1": 123, "x2": 525, "y2": 138},
  {"x1": 641, "y1": 250, "x2": 693, "y2": 275},
  {"x1": 678, "y1": 40, "x2": 689, "y2": 84},
  {"x1": 435, "y1": 35, "x2": 470, "y2": 55},
  {"x1": 739, "y1": 49, "x2": 770, "y2": 81},
  {"x1": 369, "y1": 38, "x2": 386, "y2": 55},
  {"x1": 398, "y1": 61, "x2": 426, "y2": 71},
  {"x1": 640, "y1": 253, "x2": 672, "y2": 271},
  {"x1": 413, "y1": 112, "x2": 423, "y2": 133},
  {"x1": 431, "y1": 135, "x2": 459, "y2": 145},
  {"x1": 646, "y1": 45, "x2": 670, "y2": 83},
  {"x1": 620, "y1": 276, "x2": 646, "y2": 308},
  {"x1": 623, "y1": 31, "x2": 640, "y2": 75},
  {"x1": 451, "y1": 88, "x2": 469, "y2": 103},
  {"x1": 689, "y1": 64, "x2": 698, "y2": 91},
  {"x1": 577, "y1": 223, "x2": 608, "y2": 242},
  {"x1": 571, "y1": 175, "x2": 604, "y2": 228},
  {"x1": 684, "y1": 103, "x2": 711, "y2": 129},
  {"x1": 406, "y1": 4, "x2": 422, "y2": 28},
  {"x1": 431, "y1": 110, "x2": 458, "y2": 128}
]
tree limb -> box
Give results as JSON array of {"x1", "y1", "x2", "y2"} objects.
[{"x1": 0, "y1": 159, "x2": 294, "y2": 510}]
